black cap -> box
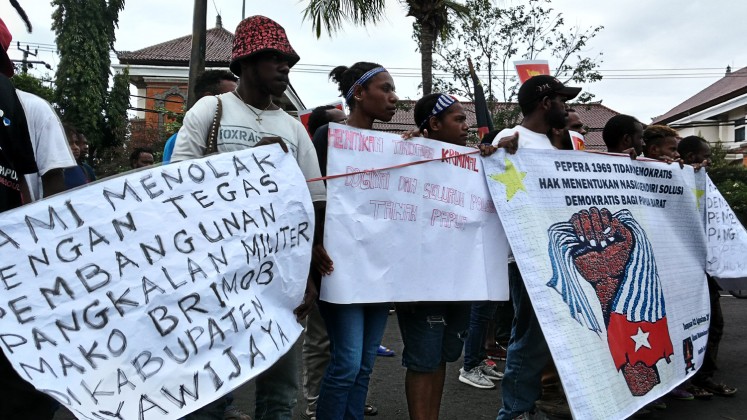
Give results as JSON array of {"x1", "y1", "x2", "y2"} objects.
[{"x1": 517, "y1": 75, "x2": 581, "y2": 107}]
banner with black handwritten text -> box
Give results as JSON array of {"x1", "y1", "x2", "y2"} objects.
[
  {"x1": 483, "y1": 149, "x2": 710, "y2": 419},
  {"x1": 704, "y1": 177, "x2": 747, "y2": 289},
  {"x1": 321, "y1": 123, "x2": 509, "y2": 303},
  {"x1": 0, "y1": 146, "x2": 314, "y2": 419}
]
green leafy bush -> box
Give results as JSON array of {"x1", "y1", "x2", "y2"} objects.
[{"x1": 708, "y1": 166, "x2": 747, "y2": 226}]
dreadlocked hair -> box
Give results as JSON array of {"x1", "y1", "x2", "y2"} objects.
[{"x1": 10, "y1": 0, "x2": 32, "y2": 32}]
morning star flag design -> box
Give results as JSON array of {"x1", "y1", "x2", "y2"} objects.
[{"x1": 483, "y1": 149, "x2": 710, "y2": 419}]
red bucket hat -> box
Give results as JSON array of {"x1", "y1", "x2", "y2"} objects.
[
  {"x1": 0, "y1": 18, "x2": 14, "y2": 77},
  {"x1": 230, "y1": 15, "x2": 300, "y2": 75}
]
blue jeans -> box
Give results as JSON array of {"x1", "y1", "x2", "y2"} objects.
[
  {"x1": 498, "y1": 263, "x2": 550, "y2": 420},
  {"x1": 463, "y1": 301, "x2": 499, "y2": 371},
  {"x1": 316, "y1": 302, "x2": 389, "y2": 420}
]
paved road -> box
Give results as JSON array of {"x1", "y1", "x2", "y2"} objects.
[{"x1": 56, "y1": 294, "x2": 745, "y2": 419}]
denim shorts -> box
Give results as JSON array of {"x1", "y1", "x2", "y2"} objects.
[{"x1": 396, "y1": 302, "x2": 471, "y2": 372}]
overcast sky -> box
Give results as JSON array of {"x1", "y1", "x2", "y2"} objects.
[{"x1": 2, "y1": 0, "x2": 746, "y2": 126}]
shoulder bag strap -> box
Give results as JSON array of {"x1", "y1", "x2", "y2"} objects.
[{"x1": 205, "y1": 96, "x2": 222, "y2": 156}]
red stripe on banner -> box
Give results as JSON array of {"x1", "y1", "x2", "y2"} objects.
[{"x1": 306, "y1": 149, "x2": 481, "y2": 183}]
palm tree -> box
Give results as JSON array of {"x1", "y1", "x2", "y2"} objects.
[{"x1": 303, "y1": 0, "x2": 468, "y2": 95}]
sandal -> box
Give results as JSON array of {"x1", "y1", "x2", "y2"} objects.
[
  {"x1": 696, "y1": 378, "x2": 738, "y2": 396},
  {"x1": 687, "y1": 384, "x2": 713, "y2": 400},
  {"x1": 376, "y1": 345, "x2": 395, "y2": 357},
  {"x1": 364, "y1": 403, "x2": 378, "y2": 416}
]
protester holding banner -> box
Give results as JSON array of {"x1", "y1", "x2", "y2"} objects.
[
  {"x1": 535, "y1": 109, "x2": 590, "y2": 419},
  {"x1": 311, "y1": 61, "x2": 398, "y2": 420},
  {"x1": 643, "y1": 125, "x2": 682, "y2": 163},
  {"x1": 392, "y1": 92, "x2": 493, "y2": 419},
  {"x1": 301, "y1": 102, "x2": 381, "y2": 418},
  {"x1": 679, "y1": 137, "x2": 737, "y2": 398},
  {"x1": 488, "y1": 74, "x2": 582, "y2": 420},
  {"x1": 548, "y1": 108, "x2": 585, "y2": 150},
  {"x1": 602, "y1": 114, "x2": 645, "y2": 156},
  {"x1": 637, "y1": 124, "x2": 702, "y2": 403},
  {"x1": 172, "y1": 15, "x2": 326, "y2": 420}
]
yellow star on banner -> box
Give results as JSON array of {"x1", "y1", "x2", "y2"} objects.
[
  {"x1": 489, "y1": 158, "x2": 527, "y2": 201},
  {"x1": 692, "y1": 188, "x2": 705, "y2": 209}
]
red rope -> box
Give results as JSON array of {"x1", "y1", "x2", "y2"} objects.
[
  {"x1": 305, "y1": 148, "x2": 675, "y2": 183},
  {"x1": 306, "y1": 149, "x2": 481, "y2": 183}
]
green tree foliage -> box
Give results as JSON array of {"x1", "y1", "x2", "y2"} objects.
[
  {"x1": 708, "y1": 167, "x2": 747, "y2": 226},
  {"x1": 431, "y1": 0, "x2": 603, "y2": 129},
  {"x1": 103, "y1": 68, "x2": 131, "y2": 148},
  {"x1": 303, "y1": 0, "x2": 468, "y2": 94},
  {"x1": 10, "y1": 72, "x2": 55, "y2": 103},
  {"x1": 52, "y1": 0, "x2": 126, "y2": 150},
  {"x1": 707, "y1": 141, "x2": 747, "y2": 225}
]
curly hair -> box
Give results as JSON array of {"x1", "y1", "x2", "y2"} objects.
[{"x1": 642, "y1": 124, "x2": 678, "y2": 147}]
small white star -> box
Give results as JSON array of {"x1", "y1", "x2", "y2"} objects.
[{"x1": 631, "y1": 327, "x2": 651, "y2": 352}]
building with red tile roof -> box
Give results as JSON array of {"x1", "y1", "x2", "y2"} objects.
[
  {"x1": 113, "y1": 16, "x2": 305, "y2": 147},
  {"x1": 654, "y1": 66, "x2": 746, "y2": 163}
]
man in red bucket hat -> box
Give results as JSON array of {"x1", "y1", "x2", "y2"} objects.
[
  {"x1": 174, "y1": 15, "x2": 327, "y2": 420},
  {"x1": 0, "y1": 18, "x2": 15, "y2": 78}
]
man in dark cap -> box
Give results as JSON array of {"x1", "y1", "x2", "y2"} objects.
[
  {"x1": 489, "y1": 75, "x2": 581, "y2": 420},
  {"x1": 174, "y1": 15, "x2": 326, "y2": 420}
]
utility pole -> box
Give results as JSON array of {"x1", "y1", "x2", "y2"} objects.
[
  {"x1": 16, "y1": 41, "x2": 38, "y2": 74},
  {"x1": 187, "y1": 0, "x2": 207, "y2": 109},
  {"x1": 242, "y1": 0, "x2": 246, "y2": 19}
]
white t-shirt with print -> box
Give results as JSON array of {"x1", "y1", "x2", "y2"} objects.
[
  {"x1": 17, "y1": 89, "x2": 77, "y2": 202},
  {"x1": 491, "y1": 125, "x2": 556, "y2": 150},
  {"x1": 172, "y1": 92, "x2": 325, "y2": 202}
]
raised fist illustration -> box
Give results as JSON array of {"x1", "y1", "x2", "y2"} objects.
[
  {"x1": 548, "y1": 206, "x2": 672, "y2": 397},
  {"x1": 570, "y1": 207, "x2": 634, "y2": 320}
]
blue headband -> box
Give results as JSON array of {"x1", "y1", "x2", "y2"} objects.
[
  {"x1": 419, "y1": 94, "x2": 457, "y2": 129},
  {"x1": 345, "y1": 67, "x2": 387, "y2": 101}
]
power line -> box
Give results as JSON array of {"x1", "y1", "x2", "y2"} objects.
[{"x1": 13, "y1": 40, "x2": 741, "y2": 75}]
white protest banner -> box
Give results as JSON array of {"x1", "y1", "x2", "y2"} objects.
[
  {"x1": 705, "y1": 176, "x2": 747, "y2": 289},
  {"x1": 0, "y1": 146, "x2": 313, "y2": 420},
  {"x1": 321, "y1": 123, "x2": 509, "y2": 303},
  {"x1": 483, "y1": 149, "x2": 710, "y2": 419}
]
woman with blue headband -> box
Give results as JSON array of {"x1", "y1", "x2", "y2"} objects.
[
  {"x1": 312, "y1": 61, "x2": 398, "y2": 420},
  {"x1": 396, "y1": 93, "x2": 494, "y2": 420},
  {"x1": 413, "y1": 92, "x2": 469, "y2": 145}
]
